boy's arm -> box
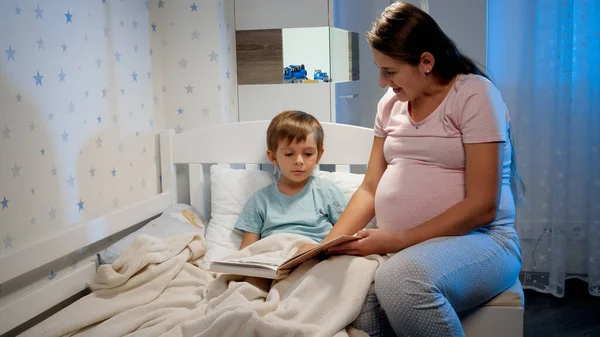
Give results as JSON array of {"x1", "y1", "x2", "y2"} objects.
[
  {"x1": 240, "y1": 232, "x2": 260, "y2": 250},
  {"x1": 234, "y1": 193, "x2": 264, "y2": 250}
]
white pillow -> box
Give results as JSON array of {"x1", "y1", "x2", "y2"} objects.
[
  {"x1": 99, "y1": 204, "x2": 206, "y2": 264},
  {"x1": 312, "y1": 170, "x2": 377, "y2": 229},
  {"x1": 204, "y1": 166, "x2": 376, "y2": 261},
  {"x1": 205, "y1": 165, "x2": 276, "y2": 261}
]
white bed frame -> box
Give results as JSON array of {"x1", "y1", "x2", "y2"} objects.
[{"x1": 0, "y1": 121, "x2": 523, "y2": 336}]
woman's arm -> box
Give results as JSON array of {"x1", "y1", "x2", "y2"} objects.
[
  {"x1": 397, "y1": 142, "x2": 503, "y2": 248},
  {"x1": 322, "y1": 136, "x2": 388, "y2": 242},
  {"x1": 239, "y1": 232, "x2": 260, "y2": 250}
]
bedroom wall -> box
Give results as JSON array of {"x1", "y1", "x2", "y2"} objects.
[{"x1": 0, "y1": 0, "x2": 236, "y2": 254}]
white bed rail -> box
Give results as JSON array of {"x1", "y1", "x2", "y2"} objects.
[{"x1": 169, "y1": 121, "x2": 374, "y2": 165}]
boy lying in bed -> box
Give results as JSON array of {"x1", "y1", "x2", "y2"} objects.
[{"x1": 235, "y1": 110, "x2": 348, "y2": 253}]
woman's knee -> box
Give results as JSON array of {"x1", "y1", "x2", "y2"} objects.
[{"x1": 374, "y1": 252, "x2": 437, "y2": 311}]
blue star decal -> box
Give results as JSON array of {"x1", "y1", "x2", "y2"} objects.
[
  {"x1": 115, "y1": 51, "x2": 121, "y2": 62},
  {"x1": 5, "y1": 45, "x2": 15, "y2": 61},
  {"x1": 11, "y1": 163, "x2": 21, "y2": 177},
  {"x1": 191, "y1": 30, "x2": 200, "y2": 40},
  {"x1": 31, "y1": 217, "x2": 36, "y2": 225},
  {"x1": 51, "y1": 166, "x2": 58, "y2": 175},
  {"x1": 134, "y1": 44, "x2": 138, "y2": 53},
  {"x1": 65, "y1": 11, "x2": 73, "y2": 23},
  {"x1": 132, "y1": 19, "x2": 138, "y2": 29},
  {"x1": 177, "y1": 107, "x2": 184, "y2": 115},
  {"x1": 185, "y1": 84, "x2": 194, "y2": 93},
  {"x1": 113, "y1": 198, "x2": 119, "y2": 208},
  {"x1": 68, "y1": 101, "x2": 75, "y2": 113},
  {"x1": 48, "y1": 206, "x2": 57, "y2": 219},
  {"x1": 61, "y1": 43, "x2": 68, "y2": 52},
  {"x1": 34, "y1": 5, "x2": 43, "y2": 19},
  {"x1": 191, "y1": 3, "x2": 198, "y2": 11},
  {"x1": 178, "y1": 58, "x2": 188, "y2": 68},
  {"x1": 15, "y1": 6, "x2": 21, "y2": 15},
  {"x1": 226, "y1": 70, "x2": 230, "y2": 79},
  {"x1": 16, "y1": 93, "x2": 22, "y2": 102},
  {"x1": 33, "y1": 71, "x2": 43, "y2": 86},
  {"x1": 147, "y1": 71, "x2": 152, "y2": 79},
  {"x1": 118, "y1": 143, "x2": 124, "y2": 153},
  {"x1": 95, "y1": 57, "x2": 102, "y2": 68},
  {"x1": 97, "y1": 115, "x2": 102, "y2": 123},
  {"x1": 31, "y1": 188, "x2": 35, "y2": 194},
  {"x1": 101, "y1": 87, "x2": 108, "y2": 98},
  {"x1": 67, "y1": 174, "x2": 75, "y2": 187},
  {"x1": 209, "y1": 51, "x2": 218, "y2": 62},
  {"x1": 77, "y1": 199, "x2": 84, "y2": 211},
  {"x1": 2, "y1": 126, "x2": 11, "y2": 140},
  {"x1": 48, "y1": 111, "x2": 54, "y2": 120},
  {"x1": 1, "y1": 197, "x2": 8, "y2": 209},
  {"x1": 37, "y1": 38, "x2": 44, "y2": 50},
  {"x1": 151, "y1": 23, "x2": 157, "y2": 32},
  {"x1": 111, "y1": 168, "x2": 117, "y2": 177},
  {"x1": 61, "y1": 130, "x2": 69, "y2": 142},
  {"x1": 175, "y1": 124, "x2": 183, "y2": 133},
  {"x1": 29, "y1": 122, "x2": 35, "y2": 131},
  {"x1": 3, "y1": 233, "x2": 12, "y2": 249},
  {"x1": 95, "y1": 136, "x2": 103, "y2": 148},
  {"x1": 41, "y1": 148, "x2": 45, "y2": 155},
  {"x1": 103, "y1": 25, "x2": 110, "y2": 37},
  {"x1": 149, "y1": 119, "x2": 154, "y2": 127},
  {"x1": 132, "y1": 71, "x2": 138, "y2": 82},
  {"x1": 158, "y1": 0, "x2": 165, "y2": 8},
  {"x1": 89, "y1": 167, "x2": 96, "y2": 177},
  {"x1": 102, "y1": 0, "x2": 107, "y2": 3},
  {"x1": 85, "y1": 90, "x2": 89, "y2": 97},
  {"x1": 58, "y1": 69, "x2": 66, "y2": 82}
]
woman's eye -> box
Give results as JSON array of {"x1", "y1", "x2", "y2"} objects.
[{"x1": 285, "y1": 153, "x2": 292, "y2": 157}]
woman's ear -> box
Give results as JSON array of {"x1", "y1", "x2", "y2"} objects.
[
  {"x1": 420, "y1": 52, "x2": 435, "y2": 74},
  {"x1": 266, "y1": 150, "x2": 278, "y2": 167}
]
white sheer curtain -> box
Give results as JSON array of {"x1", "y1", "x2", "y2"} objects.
[{"x1": 487, "y1": 0, "x2": 600, "y2": 297}]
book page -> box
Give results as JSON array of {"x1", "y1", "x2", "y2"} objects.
[
  {"x1": 213, "y1": 254, "x2": 285, "y2": 270},
  {"x1": 279, "y1": 235, "x2": 360, "y2": 270}
]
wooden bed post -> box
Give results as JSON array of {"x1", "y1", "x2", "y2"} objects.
[{"x1": 159, "y1": 130, "x2": 177, "y2": 204}]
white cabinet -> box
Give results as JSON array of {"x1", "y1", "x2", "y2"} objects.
[{"x1": 233, "y1": 0, "x2": 384, "y2": 125}]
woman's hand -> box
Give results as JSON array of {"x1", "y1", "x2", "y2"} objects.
[{"x1": 327, "y1": 229, "x2": 405, "y2": 256}]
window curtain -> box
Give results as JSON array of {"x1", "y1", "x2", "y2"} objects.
[{"x1": 487, "y1": 0, "x2": 600, "y2": 297}]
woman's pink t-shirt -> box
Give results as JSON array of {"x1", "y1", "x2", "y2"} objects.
[{"x1": 373, "y1": 74, "x2": 516, "y2": 233}]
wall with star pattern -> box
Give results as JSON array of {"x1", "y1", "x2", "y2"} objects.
[{"x1": 0, "y1": 0, "x2": 237, "y2": 254}]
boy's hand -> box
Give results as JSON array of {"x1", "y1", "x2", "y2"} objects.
[{"x1": 294, "y1": 243, "x2": 318, "y2": 257}]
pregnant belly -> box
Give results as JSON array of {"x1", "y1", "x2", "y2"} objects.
[{"x1": 374, "y1": 162, "x2": 465, "y2": 232}]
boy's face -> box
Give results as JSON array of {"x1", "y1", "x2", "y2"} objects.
[{"x1": 267, "y1": 133, "x2": 323, "y2": 184}]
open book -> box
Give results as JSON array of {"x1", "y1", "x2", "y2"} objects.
[{"x1": 208, "y1": 235, "x2": 360, "y2": 279}]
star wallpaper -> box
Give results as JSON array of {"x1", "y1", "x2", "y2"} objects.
[{"x1": 0, "y1": 0, "x2": 237, "y2": 254}]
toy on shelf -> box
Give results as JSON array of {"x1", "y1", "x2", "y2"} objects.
[
  {"x1": 313, "y1": 69, "x2": 330, "y2": 82},
  {"x1": 283, "y1": 64, "x2": 308, "y2": 83}
]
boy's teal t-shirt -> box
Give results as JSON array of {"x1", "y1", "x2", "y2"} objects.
[{"x1": 234, "y1": 176, "x2": 348, "y2": 243}]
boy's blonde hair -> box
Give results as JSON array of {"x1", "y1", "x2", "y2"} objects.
[{"x1": 266, "y1": 111, "x2": 324, "y2": 152}]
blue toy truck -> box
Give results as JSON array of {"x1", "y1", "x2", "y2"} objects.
[
  {"x1": 283, "y1": 64, "x2": 308, "y2": 83},
  {"x1": 313, "y1": 69, "x2": 330, "y2": 82}
]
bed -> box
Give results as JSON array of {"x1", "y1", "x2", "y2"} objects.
[{"x1": 0, "y1": 121, "x2": 524, "y2": 337}]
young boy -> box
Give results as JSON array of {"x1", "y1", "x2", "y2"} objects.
[{"x1": 235, "y1": 110, "x2": 348, "y2": 250}]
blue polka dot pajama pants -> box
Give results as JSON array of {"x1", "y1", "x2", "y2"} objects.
[{"x1": 351, "y1": 227, "x2": 522, "y2": 337}]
